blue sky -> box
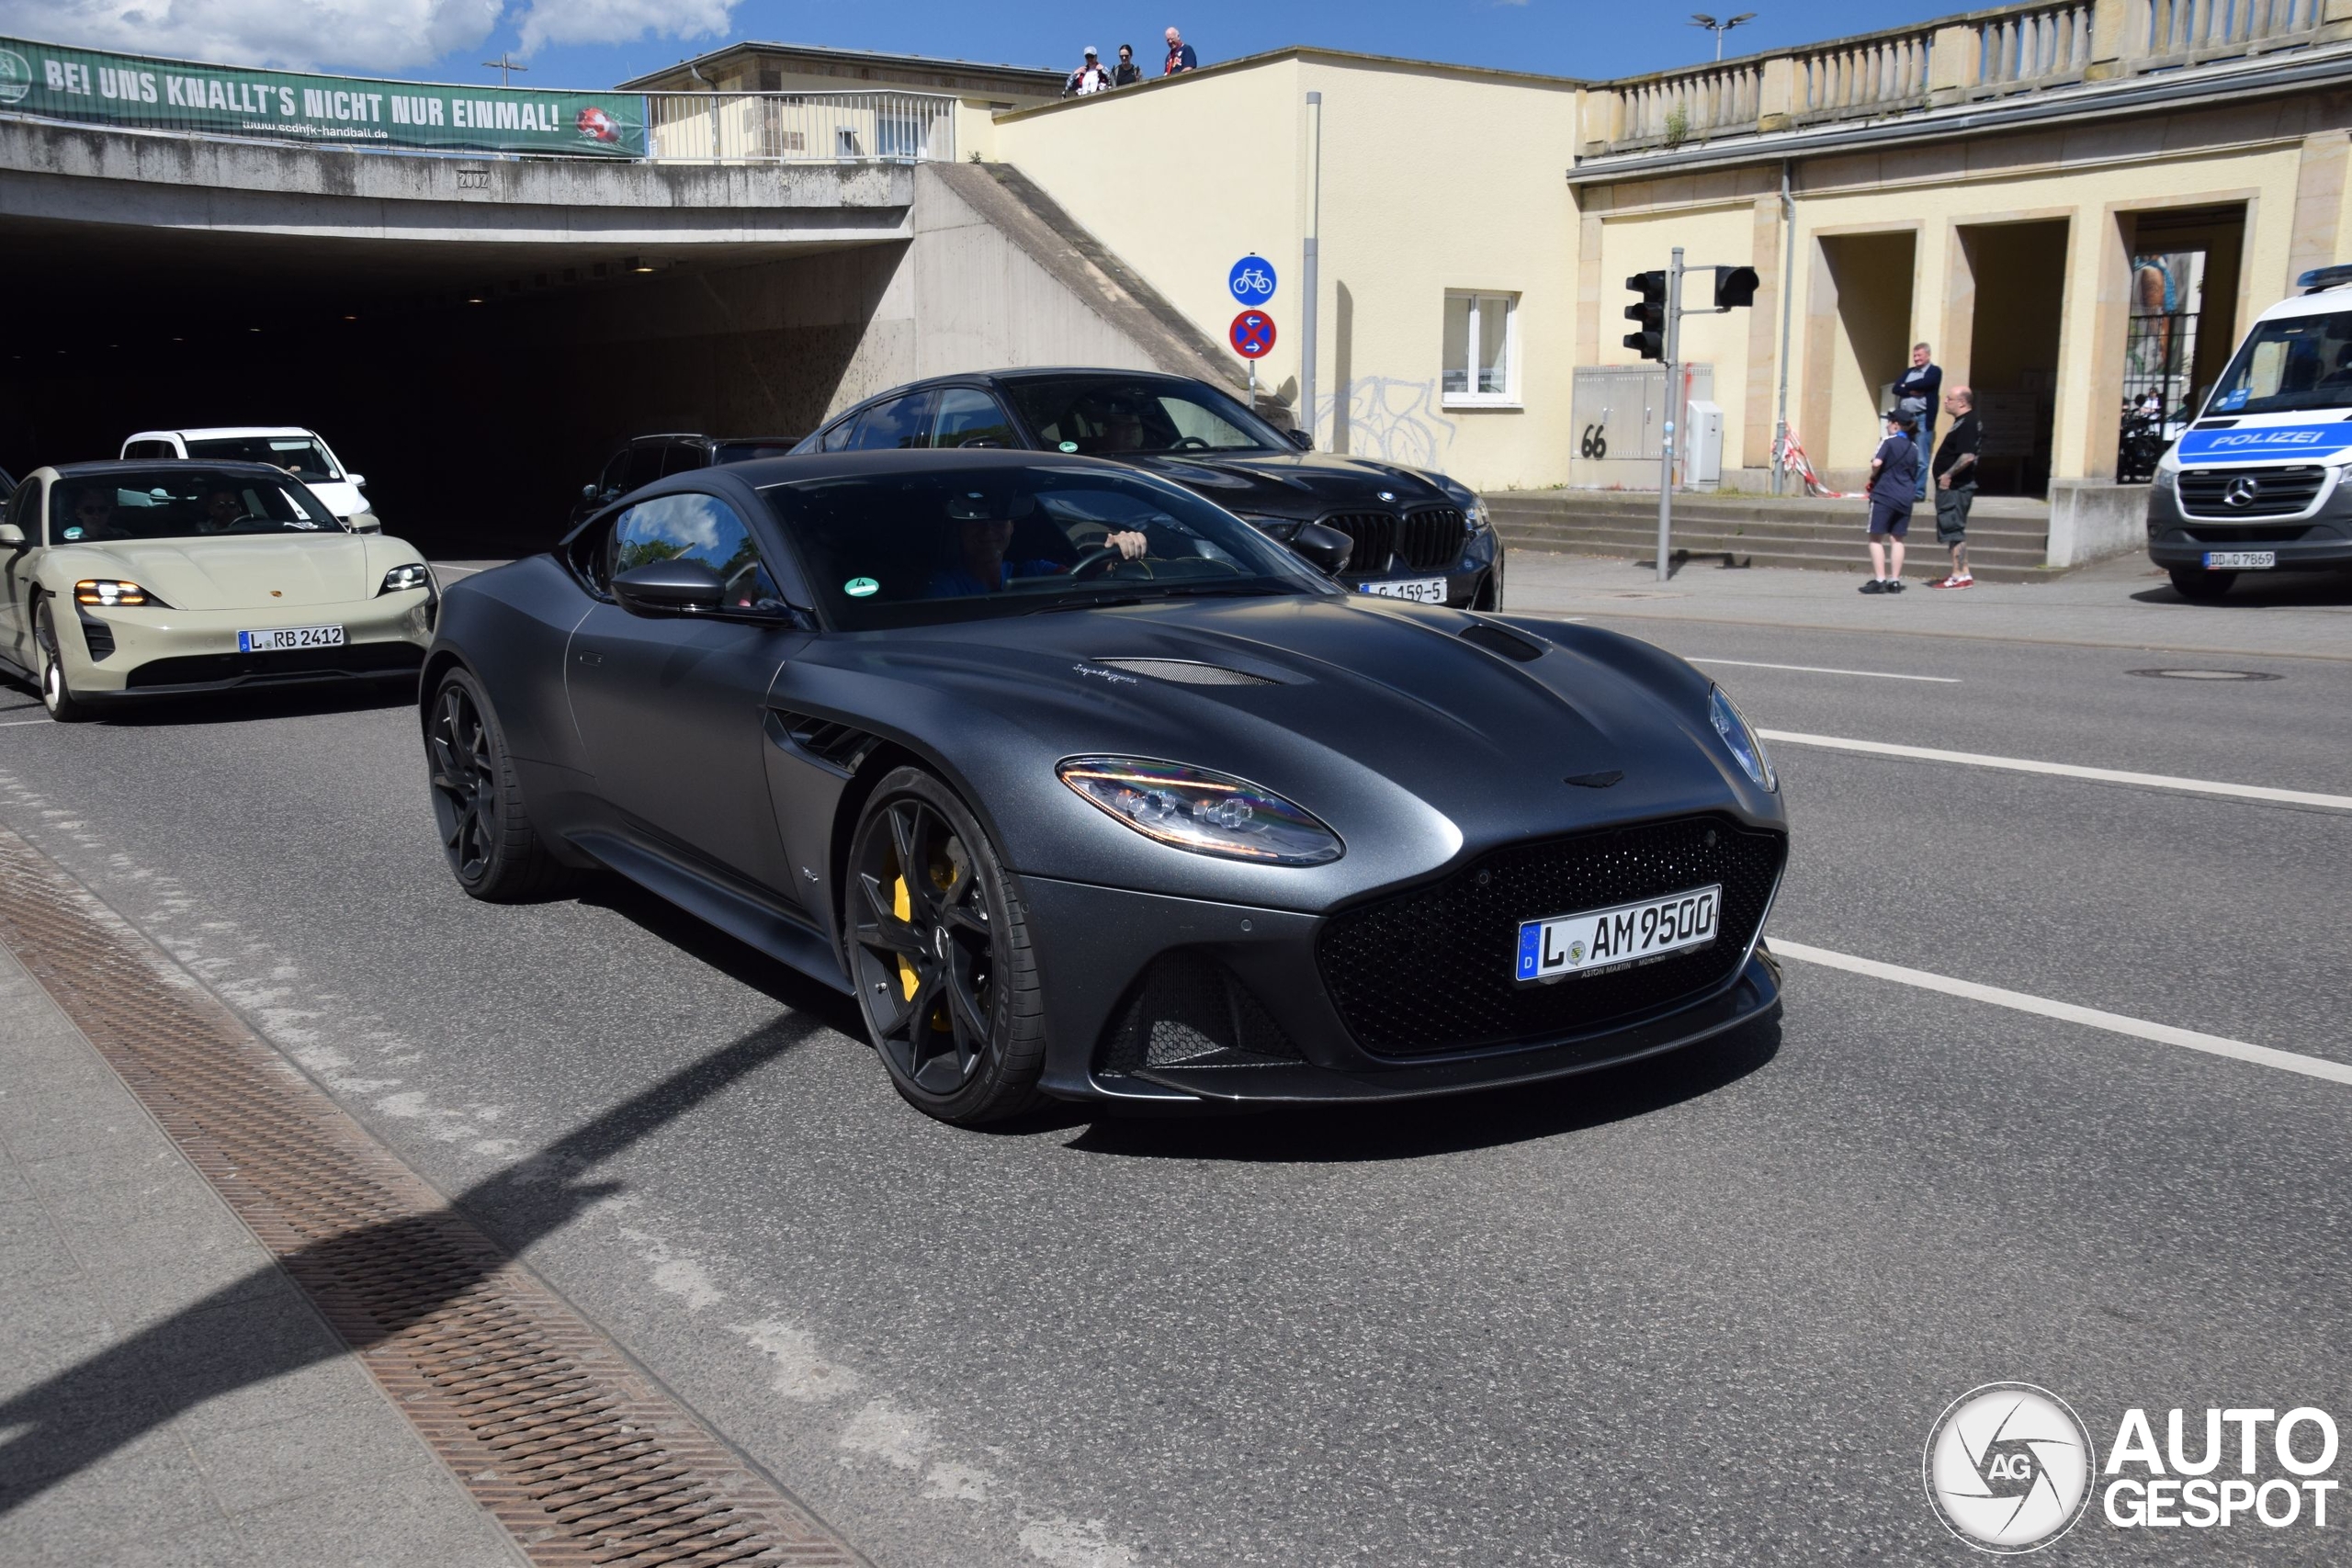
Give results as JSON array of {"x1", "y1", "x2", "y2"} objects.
[{"x1": 4, "y1": 2, "x2": 1979, "y2": 88}]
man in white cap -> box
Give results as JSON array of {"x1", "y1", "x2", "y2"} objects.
[{"x1": 1063, "y1": 47, "x2": 1111, "y2": 96}]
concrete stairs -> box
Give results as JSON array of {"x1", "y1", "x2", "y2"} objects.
[{"x1": 1487, "y1": 491, "x2": 2064, "y2": 583}]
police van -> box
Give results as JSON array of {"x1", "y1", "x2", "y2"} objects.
[{"x1": 2150, "y1": 265, "x2": 2352, "y2": 600}]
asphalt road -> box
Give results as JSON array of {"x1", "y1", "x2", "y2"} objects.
[{"x1": 0, "y1": 571, "x2": 2346, "y2": 1566}]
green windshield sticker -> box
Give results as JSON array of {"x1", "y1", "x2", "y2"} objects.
[
  {"x1": 843, "y1": 576, "x2": 879, "y2": 598},
  {"x1": 1058, "y1": 441, "x2": 1079, "y2": 453}
]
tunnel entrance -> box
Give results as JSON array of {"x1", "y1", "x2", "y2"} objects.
[{"x1": 0, "y1": 220, "x2": 899, "y2": 558}]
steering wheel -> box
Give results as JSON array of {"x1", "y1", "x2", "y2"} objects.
[
  {"x1": 1169, "y1": 435, "x2": 1212, "y2": 452},
  {"x1": 1068, "y1": 546, "x2": 1154, "y2": 581}
]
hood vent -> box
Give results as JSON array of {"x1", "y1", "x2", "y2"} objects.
[
  {"x1": 1458, "y1": 622, "x2": 1544, "y2": 662},
  {"x1": 1097, "y1": 659, "x2": 1275, "y2": 686}
]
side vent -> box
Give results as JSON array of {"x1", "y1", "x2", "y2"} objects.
[
  {"x1": 770, "y1": 709, "x2": 881, "y2": 774},
  {"x1": 1097, "y1": 658, "x2": 1275, "y2": 686},
  {"x1": 1458, "y1": 621, "x2": 1544, "y2": 662}
]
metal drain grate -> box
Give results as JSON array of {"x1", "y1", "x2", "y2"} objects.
[{"x1": 0, "y1": 827, "x2": 865, "y2": 1568}]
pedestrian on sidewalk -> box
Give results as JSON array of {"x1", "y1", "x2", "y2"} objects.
[
  {"x1": 1063, "y1": 47, "x2": 1111, "y2": 97},
  {"x1": 1930, "y1": 385, "x2": 1981, "y2": 589},
  {"x1": 1894, "y1": 343, "x2": 1941, "y2": 502},
  {"x1": 1112, "y1": 43, "x2": 1143, "y2": 86},
  {"x1": 1860, "y1": 407, "x2": 1920, "y2": 594},
  {"x1": 1163, "y1": 27, "x2": 1199, "y2": 75}
]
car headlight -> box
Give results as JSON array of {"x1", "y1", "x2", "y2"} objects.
[
  {"x1": 1709, "y1": 686, "x2": 1776, "y2": 793},
  {"x1": 2154, "y1": 466, "x2": 2177, "y2": 491},
  {"x1": 1057, "y1": 757, "x2": 1343, "y2": 865},
  {"x1": 74, "y1": 579, "x2": 163, "y2": 608},
  {"x1": 379, "y1": 563, "x2": 432, "y2": 594},
  {"x1": 1430, "y1": 474, "x2": 1487, "y2": 531},
  {"x1": 1234, "y1": 513, "x2": 1304, "y2": 542}
]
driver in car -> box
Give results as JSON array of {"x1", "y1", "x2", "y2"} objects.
[
  {"x1": 60, "y1": 487, "x2": 121, "y2": 541},
  {"x1": 201, "y1": 486, "x2": 250, "y2": 532},
  {"x1": 927, "y1": 491, "x2": 1145, "y2": 597}
]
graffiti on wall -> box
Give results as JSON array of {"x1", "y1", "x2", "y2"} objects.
[{"x1": 1317, "y1": 377, "x2": 1457, "y2": 468}]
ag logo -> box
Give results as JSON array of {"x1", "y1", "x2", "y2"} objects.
[
  {"x1": 1924, "y1": 1382, "x2": 2095, "y2": 1553},
  {"x1": 0, "y1": 50, "x2": 32, "y2": 107}
]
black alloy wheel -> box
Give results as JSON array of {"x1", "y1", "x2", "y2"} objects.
[
  {"x1": 845, "y1": 768, "x2": 1043, "y2": 1124},
  {"x1": 2168, "y1": 566, "x2": 2236, "y2": 602},
  {"x1": 32, "y1": 598, "x2": 92, "y2": 722},
  {"x1": 425, "y1": 670, "x2": 568, "y2": 900}
]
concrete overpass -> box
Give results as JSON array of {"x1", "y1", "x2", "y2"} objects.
[{"x1": 0, "y1": 117, "x2": 1235, "y2": 552}]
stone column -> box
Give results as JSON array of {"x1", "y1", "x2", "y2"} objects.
[
  {"x1": 1742, "y1": 194, "x2": 1784, "y2": 469},
  {"x1": 1758, "y1": 57, "x2": 1795, "y2": 132},
  {"x1": 2287, "y1": 130, "x2": 2351, "y2": 291},
  {"x1": 1927, "y1": 25, "x2": 1979, "y2": 105}
]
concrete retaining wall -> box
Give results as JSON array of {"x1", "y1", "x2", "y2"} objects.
[{"x1": 2045, "y1": 480, "x2": 2149, "y2": 568}]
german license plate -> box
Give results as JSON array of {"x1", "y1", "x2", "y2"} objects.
[
  {"x1": 1359, "y1": 576, "x2": 1447, "y2": 604},
  {"x1": 2203, "y1": 550, "x2": 2275, "y2": 570},
  {"x1": 1515, "y1": 885, "x2": 1722, "y2": 984},
  {"x1": 237, "y1": 625, "x2": 345, "y2": 652}
]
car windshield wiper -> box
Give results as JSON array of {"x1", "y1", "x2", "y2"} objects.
[{"x1": 1017, "y1": 582, "x2": 1298, "y2": 615}]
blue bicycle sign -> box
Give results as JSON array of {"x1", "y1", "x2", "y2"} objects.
[{"x1": 1227, "y1": 254, "x2": 1277, "y2": 305}]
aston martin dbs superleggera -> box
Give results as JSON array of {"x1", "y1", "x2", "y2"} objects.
[{"x1": 420, "y1": 450, "x2": 1787, "y2": 1124}]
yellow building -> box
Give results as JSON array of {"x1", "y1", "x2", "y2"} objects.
[{"x1": 952, "y1": 2, "x2": 2352, "y2": 524}]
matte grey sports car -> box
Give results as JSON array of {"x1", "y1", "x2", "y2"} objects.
[{"x1": 421, "y1": 450, "x2": 1787, "y2": 1125}]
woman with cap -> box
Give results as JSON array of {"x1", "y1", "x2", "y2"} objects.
[{"x1": 1860, "y1": 408, "x2": 1921, "y2": 594}]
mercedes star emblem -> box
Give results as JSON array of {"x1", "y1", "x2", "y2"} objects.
[{"x1": 2223, "y1": 476, "x2": 2260, "y2": 507}]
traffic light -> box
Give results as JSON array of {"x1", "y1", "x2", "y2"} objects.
[
  {"x1": 1713, "y1": 265, "x2": 1761, "y2": 310},
  {"x1": 1623, "y1": 271, "x2": 1667, "y2": 361}
]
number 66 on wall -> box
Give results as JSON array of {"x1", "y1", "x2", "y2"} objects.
[{"x1": 1579, "y1": 423, "x2": 1608, "y2": 459}]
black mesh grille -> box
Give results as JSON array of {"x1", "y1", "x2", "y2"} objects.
[
  {"x1": 1098, "y1": 951, "x2": 1304, "y2": 1075},
  {"x1": 1319, "y1": 513, "x2": 1396, "y2": 574},
  {"x1": 1317, "y1": 816, "x2": 1786, "y2": 1058},
  {"x1": 75, "y1": 611, "x2": 116, "y2": 661},
  {"x1": 2181, "y1": 525, "x2": 2315, "y2": 544},
  {"x1": 2178, "y1": 466, "x2": 2326, "y2": 519},
  {"x1": 1396, "y1": 508, "x2": 1464, "y2": 571},
  {"x1": 125, "y1": 641, "x2": 423, "y2": 689}
]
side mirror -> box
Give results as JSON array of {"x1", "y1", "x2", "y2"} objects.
[
  {"x1": 1288, "y1": 521, "x2": 1352, "y2": 575},
  {"x1": 613, "y1": 558, "x2": 724, "y2": 615},
  {"x1": 345, "y1": 472, "x2": 368, "y2": 487},
  {"x1": 1285, "y1": 427, "x2": 1314, "y2": 451},
  {"x1": 582, "y1": 484, "x2": 599, "y2": 501},
  {"x1": 0, "y1": 524, "x2": 23, "y2": 546},
  {"x1": 346, "y1": 513, "x2": 383, "y2": 534}
]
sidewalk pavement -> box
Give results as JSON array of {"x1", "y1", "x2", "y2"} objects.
[
  {"x1": 0, "y1": 942, "x2": 521, "y2": 1568},
  {"x1": 1504, "y1": 547, "x2": 2352, "y2": 662}
]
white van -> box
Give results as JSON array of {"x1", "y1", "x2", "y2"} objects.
[
  {"x1": 2149, "y1": 265, "x2": 2352, "y2": 599},
  {"x1": 119, "y1": 427, "x2": 379, "y2": 532}
]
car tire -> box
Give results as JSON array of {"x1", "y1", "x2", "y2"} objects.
[
  {"x1": 424, "y1": 668, "x2": 571, "y2": 902},
  {"x1": 32, "y1": 597, "x2": 94, "y2": 723},
  {"x1": 2167, "y1": 566, "x2": 2236, "y2": 602},
  {"x1": 844, "y1": 766, "x2": 1045, "y2": 1125}
]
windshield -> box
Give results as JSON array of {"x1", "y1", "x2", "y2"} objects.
[
  {"x1": 2205, "y1": 310, "x2": 2352, "y2": 417},
  {"x1": 183, "y1": 435, "x2": 342, "y2": 483},
  {"x1": 763, "y1": 460, "x2": 1329, "y2": 630},
  {"x1": 1001, "y1": 377, "x2": 1287, "y2": 456},
  {"x1": 50, "y1": 468, "x2": 344, "y2": 543},
  {"x1": 711, "y1": 439, "x2": 798, "y2": 465}
]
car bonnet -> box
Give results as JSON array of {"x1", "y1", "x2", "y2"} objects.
[{"x1": 61, "y1": 533, "x2": 382, "y2": 610}]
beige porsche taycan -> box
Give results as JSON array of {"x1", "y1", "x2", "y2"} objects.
[{"x1": 0, "y1": 460, "x2": 435, "y2": 720}]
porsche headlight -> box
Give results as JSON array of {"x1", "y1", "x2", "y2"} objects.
[
  {"x1": 1709, "y1": 686, "x2": 1777, "y2": 793},
  {"x1": 379, "y1": 563, "x2": 432, "y2": 594},
  {"x1": 74, "y1": 579, "x2": 159, "y2": 608},
  {"x1": 1058, "y1": 757, "x2": 1343, "y2": 865}
]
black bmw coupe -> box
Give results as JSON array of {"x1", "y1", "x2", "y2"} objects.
[
  {"x1": 422, "y1": 451, "x2": 1787, "y2": 1125},
  {"x1": 790, "y1": 368, "x2": 1504, "y2": 610}
]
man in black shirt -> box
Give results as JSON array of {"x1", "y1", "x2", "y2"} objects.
[{"x1": 1929, "y1": 385, "x2": 1981, "y2": 589}]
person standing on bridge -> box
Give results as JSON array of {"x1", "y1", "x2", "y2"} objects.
[
  {"x1": 1860, "y1": 408, "x2": 1920, "y2": 594},
  {"x1": 1164, "y1": 27, "x2": 1199, "y2": 75},
  {"x1": 1063, "y1": 47, "x2": 1111, "y2": 97},
  {"x1": 1112, "y1": 44, "x2": 1144, "y2": 86},
  {"x1": 1894, "y1": 343, "x2": 1942, "y2": 502}
]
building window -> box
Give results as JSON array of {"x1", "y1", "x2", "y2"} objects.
[{"x1": 1443, "y1": 292, "x2": 1519, "y2": 406}]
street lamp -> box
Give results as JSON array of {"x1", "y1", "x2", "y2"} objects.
[{"x1": 1690, "y1": 13, "x2": 1758, "y2": 61}]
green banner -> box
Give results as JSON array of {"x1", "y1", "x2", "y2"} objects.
[{"x1": 0, "y1": 35, "x2": 647, "y2": 158}]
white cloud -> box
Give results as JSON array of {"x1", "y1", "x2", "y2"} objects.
[
  {"x1": 514, "y1": 0, "x2": 735, "y2": 55},
  {"x1": 0, "y1": 0, "x2": 504, "y2": 71}
]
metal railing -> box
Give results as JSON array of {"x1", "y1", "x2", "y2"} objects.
[{"x1": 644, "y1": 91, "x2": 956, "y2": 164}]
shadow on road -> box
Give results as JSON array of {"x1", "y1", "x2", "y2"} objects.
[
  {"x1": 1065, "y1": 1015, "x2": 1781, "y2": 1162},
  {"x1": 0, "y1": 1016, "x2": 823, "y2": 1517},
  {"x1": 2130, "y1": 573, "x2": 2352, "y2": 608},
  {"x1": 0, "y1": 674, "x2": 417, "y2": 729},
  {"x1": 578, "y1": 876, "x2": 866, "y2": 1039}
]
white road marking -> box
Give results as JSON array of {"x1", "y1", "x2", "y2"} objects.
[
  {"x1": 1772, "y1": 940, "x2": 2352, "y2": 1087},
  {"x1": 1757, "y1": 729, "x2": 2352, "y2": 811},
  {"x1": 0, "y1": 717, "x2": 54, "y2": 728},
  {"x1": 1692, "y1": 657, "x2": 1958, "y2": 683}
]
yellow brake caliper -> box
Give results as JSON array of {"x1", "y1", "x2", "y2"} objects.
[{"x1": 891, "y1": 864, "x2": 921, "y2": 1002}]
